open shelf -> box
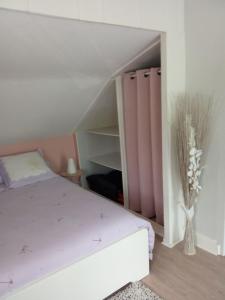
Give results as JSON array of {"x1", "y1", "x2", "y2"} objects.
[
  {"x1": 89, "y1": 152, "x2": 121, "y2": 171},
  {"x1": 87, "y1": 126, "x2": 119, "y2": 137}
]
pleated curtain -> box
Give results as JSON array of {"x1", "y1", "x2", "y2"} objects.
[{"x1": 123, "y1": 68, "x2": 163, "y2": 225}]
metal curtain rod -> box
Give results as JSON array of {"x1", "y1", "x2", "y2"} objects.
[{"x1": 129, "y1": 69, "x2": 161, "y2": 79}]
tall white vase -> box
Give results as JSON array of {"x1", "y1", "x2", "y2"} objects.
[{"x1": 183, "y1": 205, "x2": 196, "y2": 255}]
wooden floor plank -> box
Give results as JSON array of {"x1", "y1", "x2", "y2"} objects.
[{"x1": 143, "y1": 235, "x2": 225, "y2": 300}]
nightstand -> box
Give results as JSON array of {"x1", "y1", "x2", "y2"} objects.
[{"x1": 60, "y1": 170, "x2": 83, "y2": 186}]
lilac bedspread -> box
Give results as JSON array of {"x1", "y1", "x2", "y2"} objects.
[{"x1": 0, "y1": 176, "x2": 154, "y2": 298}]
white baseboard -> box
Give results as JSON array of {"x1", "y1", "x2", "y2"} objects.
[
  {"x1": 162, "y1": 233, "x2": 219, "y2": 256},
  {"x1": 162, "y1": 239, "x2": 181, "y2": 248},
  {"x1": 196, "y1": 232, "x2": 219, "y2": 255}
]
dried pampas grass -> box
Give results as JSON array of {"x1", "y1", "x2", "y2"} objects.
[
  {"x1": 174, "y1": 93, "x2": 214, "y2": 254},
  {"x1": 175, "y1": 93, "x2": 213, "y2": 208}
]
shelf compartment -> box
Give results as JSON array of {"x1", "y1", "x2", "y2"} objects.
[
  {"x1": 89, "y1": 152, "x2": 121, "y2": 171},
  {"x1": 87, "y1": 126, "x2": 119, "y2": 137}
]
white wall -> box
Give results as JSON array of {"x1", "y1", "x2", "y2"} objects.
[
  {"x1": 0, "y1": 8, "x2": 160, "y2": 144},
  {"x1": 0, "y1": 0, "x2": 186, "y2": 246},
  {"x1": 185, "y1": 0, "x2": 225, "y2": 254}
]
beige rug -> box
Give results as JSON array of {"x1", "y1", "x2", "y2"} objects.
[{"x1": 107, "y1": 281, "x2": 163, "y2": 300}]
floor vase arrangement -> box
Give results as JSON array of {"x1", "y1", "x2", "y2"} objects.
[
  {"x1": 175, "y1": 94, "x2": 212, "y2": 255},
  {"x1": 183, "y1": 204, "x2": 195, "y2": 255}
]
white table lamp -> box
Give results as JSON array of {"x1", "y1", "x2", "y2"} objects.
[{"x1": 67, "y1": 158, "x2": 77, "y2": 175}]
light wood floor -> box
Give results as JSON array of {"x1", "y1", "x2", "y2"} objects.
[{"x1": 143, "y1": 235, "x2": 225, "y2": 300}]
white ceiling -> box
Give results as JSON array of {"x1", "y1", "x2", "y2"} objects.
[{"x1": 0, "y1": 8, "x2": 160, "y2": 144}]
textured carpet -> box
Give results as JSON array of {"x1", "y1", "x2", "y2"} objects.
[{"x1": 107, "y1": 281, "x2": 163, "y2": 300}]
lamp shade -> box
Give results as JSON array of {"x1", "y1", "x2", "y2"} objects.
[{"x1": 67, "y1": 158, "x2": 77, "y2": 174}]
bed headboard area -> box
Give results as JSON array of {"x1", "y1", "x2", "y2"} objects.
[{"x1": 0, "y1": 135, "x2": 77, "y2": 173}]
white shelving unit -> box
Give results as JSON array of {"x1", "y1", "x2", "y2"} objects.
[
  {"x1": 89, "y1": 152, "x2": 121, "y2": 171},
  {"x1": 76, "y1": 79, "x2": 128, "y2": 207},
  {"x1": 87, "y1": 126, "x2": 121, "y2": 170},
  {"x1": 87, "y1": 126, "x2": 119, "y2": 137},
  {"x1": 76, "y1": 38, "x2": 161, "y2": 210}
]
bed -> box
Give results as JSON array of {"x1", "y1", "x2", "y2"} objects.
[{"x1": 0, "y1": 176, "x2": 154, "y2": 300}]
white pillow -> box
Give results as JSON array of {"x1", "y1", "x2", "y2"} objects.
[{"x1": 0, "y1": 151, "x2": 57, "y2": 188}]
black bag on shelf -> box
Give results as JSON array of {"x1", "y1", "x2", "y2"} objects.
[{"x1": 86, "y1": 170, "x2": 122, "y2": 201}]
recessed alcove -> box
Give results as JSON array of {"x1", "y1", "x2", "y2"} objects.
[{"x1": 0, "y1": 7, "x2": 165, "y2": 239}]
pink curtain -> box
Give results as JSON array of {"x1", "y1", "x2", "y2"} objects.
[{"x1": 123, "y1": 68, "x2": 163, "y2": 225}]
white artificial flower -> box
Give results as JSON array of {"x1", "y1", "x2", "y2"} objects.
[
  {"x1": 187, "y1": 126, "x2": 203, "y2": 194},
  {"x1": 187, "y1": 170, "x2": 193, "y2": 177},
  {"x1": 190, "y1": 148, "x2": 197, "y2": 155}
]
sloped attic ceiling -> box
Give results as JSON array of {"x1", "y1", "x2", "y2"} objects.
[{"x1": 0, "y1": 8, "x2": 160, "y2": 145}]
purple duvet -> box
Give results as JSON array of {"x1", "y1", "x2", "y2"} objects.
[{"x1": 0, "y1": 176, "x2": 154, "y2": 298}]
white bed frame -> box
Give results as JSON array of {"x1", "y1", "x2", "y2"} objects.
[{"x1": 2, "y1": 229, "x2": 149, "y2": 300}]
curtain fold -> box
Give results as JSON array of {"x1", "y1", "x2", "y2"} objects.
[
  {"x1": 149, "y1": 68, "x2": 163, "y2": 224},
  {"x1": 136, "y1": 70, "x2": 155, "y2": 218},
  {"x1": 123, "y1": 68, "x2": 163, "y2": 224},
  {"x1": 123, "y1": 74, "x2": 140, "y2": 212}
]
